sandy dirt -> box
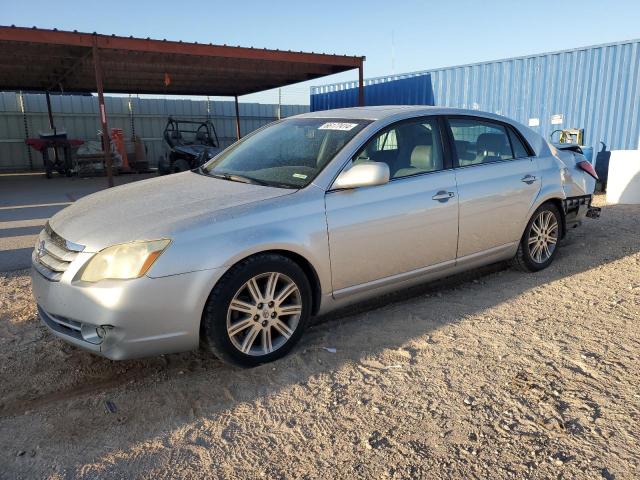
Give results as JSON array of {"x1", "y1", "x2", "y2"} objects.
[{"x1": 0, "y1": 195, "x2": 639, "y2": 479}]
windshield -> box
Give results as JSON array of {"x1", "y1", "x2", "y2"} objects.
[{"x1": 202, "y1": 118, "x2": 370, "y2": 188}]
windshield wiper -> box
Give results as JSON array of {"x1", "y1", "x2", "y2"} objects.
[
  {"x1": 208, "y1": 172, "x2": 268, "y2": 186},
  {"x1": 206, "y1": 171, "x2": 297, "y2": 189}
]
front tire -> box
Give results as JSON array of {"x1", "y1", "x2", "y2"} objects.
[
  {"x1": 513, "y1": 203, "x2": 562, "y2": 272},
  {"x1": 201, "y1": 254, "x2": 312, "y2": 367},
  {"x1": 173, "y1": 158, "x2": 190, "y2": 173}
]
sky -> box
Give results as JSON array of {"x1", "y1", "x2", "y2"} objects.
[{"x1": 4, "y1": 0, "x2": 640, "y2": 105}]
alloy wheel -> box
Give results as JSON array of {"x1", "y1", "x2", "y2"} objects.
[
  {"x1": 527, "y1": 210, "x2": 559, "y2": 264},
  {"x1": 226, "y1": 272, "x2": 303, "y2": 356}
]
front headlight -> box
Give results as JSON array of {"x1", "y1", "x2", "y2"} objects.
[{"x1": 80, "y1": 239, "x2": 171, "y2": 282}]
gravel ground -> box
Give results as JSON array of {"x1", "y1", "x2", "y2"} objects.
[{"x1": 0, "y1": 195, "x2": 639, "y2": 479}]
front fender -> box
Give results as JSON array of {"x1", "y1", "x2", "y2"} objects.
[{"x1": 146, "y1": 191, "x2": 332, "y2": 295}]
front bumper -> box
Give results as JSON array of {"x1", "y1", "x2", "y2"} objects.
[{"x1": 32, "y1": 263, "x2": 225, "y2": 360}]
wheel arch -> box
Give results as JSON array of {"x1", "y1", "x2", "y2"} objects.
[
  {"x1": 210, "y1": 249, "x2": 323, "y2": 316},
  {"x1": 265, "y1": 249, "x2": 322, "y2": 315},
  {"x1": 529, "y1": 196, "x2": 566, "y2": 239},
  {"x1": 545, "y1": 198, "x2": 566, "y2": 238},
  {"x1": 528, "y1": 186, "x2": 567, "y2": 239}
]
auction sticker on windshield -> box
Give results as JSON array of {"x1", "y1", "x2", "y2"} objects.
[{"x1": 318, "y1": 122, "x2": 358, "y2": 131}]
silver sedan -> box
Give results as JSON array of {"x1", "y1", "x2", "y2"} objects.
[{"x1": 32, "y1": 106, "x2": 598, "y2": 366}]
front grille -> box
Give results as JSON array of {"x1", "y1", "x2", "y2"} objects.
[{"x1": 33, "y1": 223, "x2": 84, "y2": 281}]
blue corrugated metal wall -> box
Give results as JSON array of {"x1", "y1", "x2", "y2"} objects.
[
  {"x1": 311, "y1": 39, "x2": 640, "y2": 153},
  {"x1": 311, "y1": 75, "x2": 434, "y2": 112}
]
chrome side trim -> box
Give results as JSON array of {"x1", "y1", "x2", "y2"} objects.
[
  {"x1": 455, "y1": 242, "x2": 518, "y2": 270},
  {"x1": 333, "y1": 258, "x2": 456, "y2": 300},
  {"x1": 332, "y1": 243, "x2": 517, "y2": 302},
  {"x1": 320, "y1": 243, "x2": 518, "y2": 315}
]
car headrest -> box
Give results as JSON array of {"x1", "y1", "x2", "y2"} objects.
[
  {"x1": 410, "y1": 145, "x2": 433, "y2": 170},
  {"x1": 455, "y1": 140, "x2": 474, "y2": 161},
  {"x1": 477, "y1": 133, "x2": 509, "y2": 156}
]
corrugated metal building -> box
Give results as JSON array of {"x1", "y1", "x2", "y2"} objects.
[
  {"x1": 311, "y1": 39, "x2": 640, "y2": 153},
  {"x1": 311, "y1": 75, "x2": 434, "y2": 111},
  {"x1": 0, "y1": 92, "x2": 308, "y2": 171}
]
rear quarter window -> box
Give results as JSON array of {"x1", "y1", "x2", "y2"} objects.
[{"x1": 507, "y1": 127, "x2": 531, "y2": 158}]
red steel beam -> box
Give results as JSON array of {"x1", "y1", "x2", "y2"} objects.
[
  {"x1": 0, "y1": 27, "x2": 366, "y2": 97},
  {"x1": 0, "y1": 26, "x2": 364, "y2": 67},
  {"x1": 0, "y1": 79, "x2": 283, "y2": 97}
]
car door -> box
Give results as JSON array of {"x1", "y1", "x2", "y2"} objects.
[
  {"x1": 446, "y1": 116, "x2": 541, "y2": 259},
  {"x1": 325, "y1": 116, "x2": 459, "y2": 294}
]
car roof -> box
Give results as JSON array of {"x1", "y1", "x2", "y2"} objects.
[
  {"x1": 294, "y1": 105, "x2": 507, "y2": 121},
  {"x1": 293, "y1": 105, "x2": 550, "y2": 159}
]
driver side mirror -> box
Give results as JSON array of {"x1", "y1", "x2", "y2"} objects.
[{"x1": 332, "y1": 161, "x2": 390, "y2": 190}]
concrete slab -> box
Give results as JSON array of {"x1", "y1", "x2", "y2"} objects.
[{"x1": 0, "y1": 172, "x2": 154, "y2": 272}]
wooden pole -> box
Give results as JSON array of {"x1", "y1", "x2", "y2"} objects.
[{"x1": 92, "y1": 43, "x2": 114, "y2": 188}]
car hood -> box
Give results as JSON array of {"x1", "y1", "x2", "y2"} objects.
[{"x1": 49, "y1": 171, "x2": 295, "y2": 251}]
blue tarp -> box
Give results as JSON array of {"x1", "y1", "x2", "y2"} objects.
[{"x1": 310, "y1": 74, "x2": 434, "y2": 112}]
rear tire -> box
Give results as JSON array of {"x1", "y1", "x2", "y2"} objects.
[
  {"x1": 201, "y1": 254, "x2": 312, "y2": 367},
  {"x1": 513, "y1": 203, "x2": 562, "y2": 272}
]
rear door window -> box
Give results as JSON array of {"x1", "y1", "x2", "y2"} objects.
[{"x1": 448, "y1": 118, "x2": 514, "y2": 166}]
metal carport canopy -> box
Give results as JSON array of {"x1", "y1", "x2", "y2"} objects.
[
  {"x1": 0, "y1": 26, "x2": 365, "y2": 96},
  {"x1": 0, "y1": 26, "x2": 365, "y2": 186}
]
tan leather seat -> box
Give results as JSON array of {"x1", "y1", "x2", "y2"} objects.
[
  {"x1": 410, "y1": 145, "x2": 433, "y2": 170},
  {"x1": 394, "y1": 144, "x2": 441, "y2": 177}
]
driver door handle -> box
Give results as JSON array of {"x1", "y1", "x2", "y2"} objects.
[
  {"x1": 432, "y1": 191, "x2": 455, "y2": 202},
  {"x1": 521, "y1": 174, "x2": 537, "y2": 184}
]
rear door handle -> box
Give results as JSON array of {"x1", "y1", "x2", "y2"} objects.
[
  {"x1": 432, "y1": 190, "x2": 456, "y2": 202},
  {"x1": 521, "y1": 175, "x2": 537, "y2": 184}
]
